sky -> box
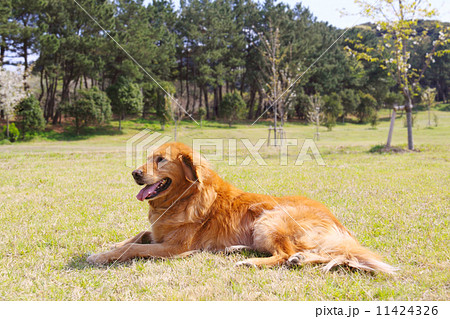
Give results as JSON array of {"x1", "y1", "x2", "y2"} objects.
[
  {"x1": 282, "y1": 0, "x2": 450, "y2": 28},
  {"x1": 143, "y1": 0, "x2": 450, "y2": 29}
]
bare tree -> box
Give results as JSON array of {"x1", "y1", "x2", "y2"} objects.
[{"x1": 307, "y1": 94, "x2": 324, "y2": 141}]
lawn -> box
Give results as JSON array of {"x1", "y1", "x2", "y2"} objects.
[{"x1": 0, "y1": 108, "x2": 449, "y2": 300}]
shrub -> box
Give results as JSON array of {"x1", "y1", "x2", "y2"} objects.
[
  {"x1": 219, "y1": 92, "x2": 247, "y2": 127},
  {"x1": 433, "y1": 113, "x2": 439, "y2": 127},
  {"x1": 322, "y1": 93, "x2": 342, "y2": 131},
  {"x1": 2, "y1": 123, "x2": 20, "y2": 142},
  {"x1": 323, "y1": 92, "x2": 343, "y2": 119},
  {"x1": 324, "y1": 113, "x2": 336, "y2": 131},
  {"x1": 15, "y1": 96, "x2": 46, "y2": 137},
  {"x1": 369, "y1": 111, "x2": 379, "y2": 129}
]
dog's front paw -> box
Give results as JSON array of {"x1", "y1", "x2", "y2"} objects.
[
  {"x1": 235, "y1": 260, "x2": 257, "y2": 268},
  {"x1": 87, "y1": 252, "x2": 113, "y2": 265}
]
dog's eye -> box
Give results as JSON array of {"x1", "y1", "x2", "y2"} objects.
[{"x1": 155, "y1": 156, "x2": 166, "y2": 164}]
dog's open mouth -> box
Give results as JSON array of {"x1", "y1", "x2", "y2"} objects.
[{"x1": 136, "y1": 178, "x2": 172, "y2": 201}]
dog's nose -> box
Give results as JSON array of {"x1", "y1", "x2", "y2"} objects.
[{"x1": 132, "y1": 169, "x2": 143, "y2": 179}]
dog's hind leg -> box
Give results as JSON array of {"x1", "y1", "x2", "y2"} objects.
[
  {"x1": 287, "y1": 251, "x2": 331, "y2": 267},
  {"x1": 235, "y1": 254, "x2": 287, "y2": 268},
  {"x1": 235, "y1": 207, "x2": 303, "y2": 268}
]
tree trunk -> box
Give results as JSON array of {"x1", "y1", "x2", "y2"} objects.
[
  {"x1": 38, "y1": 69, "x2": 45, "y2": 102},
  {"x1": 0, "y1": 40, "x2": 5, "y2": 66},
  {"x1": 247, "y1": 85, "x2": 256, "y2": 119},
  {"x1": 428, "y1": 106, "x2": 431, "y2": 127},
  {"x1": 255, "y1": 89, "x2": 264, "y2": 119},
  {"x1": 44, "y1": 72, "x2": 50, "y2": 120},
  {"x1": 192, "y1": 82, "x2": 197, "y2": 112},
  {"x1": 386, "y1": 108, "x2": 396, "y2": 148},
  {"x1": 23, "y1": 40, "x2": 29, "y2": 73},
  {"x1": 404, "y1": 89, "x2": 414, "y2": 150},
  {"x1": 48, "y1": 77, "x2": 58, "y2": 123},
  {"x1": 213, "y1": 87, "x2": 219, "y2": 118},
  {"x1": 6, "y1": 115, "x2": 10, "y2": 138},
  {"x1": 406, "y1": 106, "x2": 414, "y2": 150},
  {"x1": 73, "y1": 77, "x2": 79, "y2": 96},
  {"x1": 204, "y1": 86, "x2": 210, "y2": 119},
  {"x1": 185, "y1": 80, "x2": 190, "y2": 112},
  {"x1": 198, "y1": 84, "x2": 202, "y2": 108}
]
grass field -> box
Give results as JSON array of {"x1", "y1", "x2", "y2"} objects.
[{"x1": 0, "y1": 108, "x2": 449, "y2": 300}]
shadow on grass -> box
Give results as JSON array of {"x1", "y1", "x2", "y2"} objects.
[
  {"x1": 66, "y1": 254, "x2": 97, "y2": 270},
  {"x1": 66, "y1": 253, "x2": 135, "y2": 270},
  {"x1": 223, "y1": 248, "x2": 271, "y2": 259},
  {"x1": 369, "y1": 144, "x2": 420, "y2": 154}
]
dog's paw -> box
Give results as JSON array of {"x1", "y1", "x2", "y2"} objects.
[
  {"x1": 235, "y1": 260, "x2": 257, "y2": 268},
  {"x1": 287, "y1": 253, "x2": 305, "y2": 266},
  {"x1": 87, "y1": 252, "x2": 112, "y2": 265}
]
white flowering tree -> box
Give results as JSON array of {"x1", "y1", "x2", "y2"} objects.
[
  {"x1": 0, "y1": 67, "x2": 27, "y2": 138},
  {"x1": 346, "y1": 0, "x2": 449, "y2": 150}
]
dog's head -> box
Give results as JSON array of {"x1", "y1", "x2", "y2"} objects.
[{"x1": 132, "y1": 142, "x2": 205, "y2": 202}]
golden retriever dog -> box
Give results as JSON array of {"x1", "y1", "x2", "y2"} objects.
[{"x1": 87, "y1": 142, "x2": 395, "y2": 273}]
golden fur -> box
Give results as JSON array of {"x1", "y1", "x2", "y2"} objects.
[{"x1": 87, "y1": 142, "x2": 396, "y2": 273}]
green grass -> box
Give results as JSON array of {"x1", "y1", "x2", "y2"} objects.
[{"x1": 0, "y1": 108, "x2": 449, "y2": 300}]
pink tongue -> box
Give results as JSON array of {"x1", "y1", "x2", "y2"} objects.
[{"x1": 136, "y1": 183, "x2": 160, "y2": 201}]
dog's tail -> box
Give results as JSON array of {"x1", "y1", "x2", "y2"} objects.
[{"x1": 313, "y1": 227, "x2": 398, "y2": 274}]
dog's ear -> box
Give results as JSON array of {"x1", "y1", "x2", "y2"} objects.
[{"x1": 179, "y1": 153, "x2": 202, "y2": 183}]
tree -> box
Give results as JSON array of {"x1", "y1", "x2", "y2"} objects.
[
  {"x1": 219, "y1": 92, "x2": 247, "y2": 127},
  {"x1": 340, "y1": 89, "x2": 360, "y2": 122},
  {"x1": 421, "y1": 87, "x2": 437, "y2": 127},
  {"x1": 11, "y1": 0, "x2": 43, "y2": 72},
  {"x1": 107, "y1": 77, "x2": 143, "y2": 130},
  {"x1": 384, "y1": 91, "x2": 405, "y2": 109},
  {"x1": 322, "y1": 92, "x2": 343, "y2": 130},
  {"x1": 0, "y1": 0, "x2": 12, "y2": 66},
  {"x1": 36, "y1": 0, "x2": 115, "y2": 123},
  {"x1": 0, "y1": 67, "x2": 26, "y2": 138},
  {"x1": 349, "y1": 0, "x2": 450, "y2": 150},
  {"x1": 142, "y1": 80, "x2": 174, "y2": 131},
  {"x1": 358, "y1": 92, "x2": 378, "y2": 123},
  {"x1": 64, "y1": 87, "x2": 111, "y2": 135},
  {"x1": 198, "y1": 106, "x2": 206, "y2": 128},
  {"x1": 257, "y1": 21, "x2": 295, "y2": 130},
  {"x1": 15, "y1": 95, "x2": 45, "y2": 137}
]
